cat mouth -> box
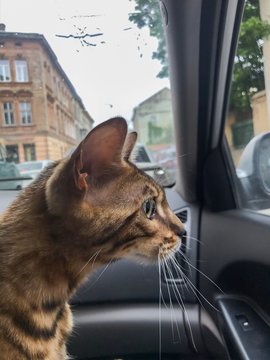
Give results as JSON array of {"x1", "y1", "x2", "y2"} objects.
[{"x1": 160, "y1": 238, "x2": 181, "y2": 258}]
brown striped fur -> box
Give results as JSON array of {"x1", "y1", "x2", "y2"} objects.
[{"x1": 0, "y1": 118, "x2": 184, "y2": 359}]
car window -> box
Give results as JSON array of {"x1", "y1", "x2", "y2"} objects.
[
  {"x1": 17, "y1": 162, "x2": 43, "y2": 171},
  {"x1": 133, "y1": 145, "x2": 151, "y2": 163},
  {"x1": 0, "y1": 0, "x2": 177, "y2": 189},
  {"x1": 226, "y1": 0, "x2": 270, "y2": 214}
]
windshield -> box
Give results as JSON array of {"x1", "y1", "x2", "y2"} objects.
[{"x1": 0, "y1": 0, "x2": 177, "y2": 189}]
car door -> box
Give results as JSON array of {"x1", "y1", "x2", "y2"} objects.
[{"x1": 161, "y1": 0, "x2": 270, "y2": 359}]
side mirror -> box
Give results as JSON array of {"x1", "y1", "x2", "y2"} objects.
[{"x1": 237, "y1": 132, "x2": 270, "y2": 210}]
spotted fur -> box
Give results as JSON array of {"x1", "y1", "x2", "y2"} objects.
[{"x1": 0, "y1": 118, "x2": 184, "y2": 359}]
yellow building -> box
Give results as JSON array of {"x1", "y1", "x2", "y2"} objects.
[{"x1": 226, "y1": 89, "x2": 270, "y2": 165}]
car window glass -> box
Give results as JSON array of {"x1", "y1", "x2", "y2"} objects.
[
  {"x1": 133, "y1": 145, "x2": 151, "y2": 163},
  {"x1": 226, "y1": 0, "x2": 270, "y2": 215},
  {"x1": 0, "y1": 0, "x2": 177, "y2": 189},
  {"x1": 17, "y1": 162, "x2": 43, "y2": 171}
]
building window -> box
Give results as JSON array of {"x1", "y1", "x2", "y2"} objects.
[
  {"x1": 0, "y1": 59, "x2": 11, "y2": 82},
  {"x1": 15, "y1": 60, "x2": 29, "y2": 82},
  {"x1": 80, "y1": 128, "x2": 87, "y2": 139},
  {"x1": 3, "y1": 102, "x2": 15, "y2": 125},
  {"x1": 23, "y1": 144, "x2": 36, "y2": 161},
  {"x1": 6, "y1": 145, "x2": 19, "y2": 163},
  {"x1": 20, "y1": 101, "x2": 32, "y2": 124}
]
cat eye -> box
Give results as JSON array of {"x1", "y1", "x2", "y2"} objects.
[{"x1": 142, "y1": 199, "x2": 156, "y2": 219}]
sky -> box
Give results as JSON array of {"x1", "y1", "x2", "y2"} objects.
[{"x1": 0, "y1": 0, "x2": 170, "y2": 125}]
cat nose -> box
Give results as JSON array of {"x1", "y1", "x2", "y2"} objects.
[{"x1": 177, "y1": 227, "x2": 186, "y2": 238}]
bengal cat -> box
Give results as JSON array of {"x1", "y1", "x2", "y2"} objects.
[{"x1": 0, "y1": 117, "x2": 184, "y2": 360}]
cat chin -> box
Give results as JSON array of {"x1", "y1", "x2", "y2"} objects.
[{"x1": 127, "y1": 253, "x2": 157, "y2": 266}]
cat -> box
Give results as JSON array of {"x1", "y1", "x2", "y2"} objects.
[{"x1": 0, "y1": 117, "x2": 185, "y2": 360}]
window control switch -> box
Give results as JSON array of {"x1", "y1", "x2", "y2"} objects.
[{"x1": 236, "y1": 314, "x2": 253, "y2": 331}]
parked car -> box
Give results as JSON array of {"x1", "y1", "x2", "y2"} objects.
[
  {"x1": 0, "y1": 144, "x2": 23, "y2": 190},
  {"x1": 0, "y1": 161, "x2": 22, "y2": 190},
  {"x1": 133, "y1": 143, "x2": 171, "y2": 186},
  {"x1": 17, "y1": 160, "x2": 53, "y2": 187},
  {"x1": 153, "y1": 146, "x2": 177, "y2": 184}
]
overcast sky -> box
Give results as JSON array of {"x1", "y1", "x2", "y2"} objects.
[{"x1": 1, "y1": 0, "x2": 170, "y2": 125}]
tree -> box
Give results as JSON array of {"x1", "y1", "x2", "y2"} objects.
[
  {"x1": 230, "y1": 0, "x2": 270, "y2": 120},
  {"x1": 129, "y1": 0, "x2": 270, "y2": 120},
  {"x1": 129, "y1": 0, "x2": 168, "y2": 78}
]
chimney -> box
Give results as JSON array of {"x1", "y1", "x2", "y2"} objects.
[{"x1": 0, "y1": 24, "x2": 6, "y2": 32}]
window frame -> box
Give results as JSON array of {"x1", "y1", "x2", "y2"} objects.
[
  {"x1": 23, "y1": 143, "x2": 36, "y2": 161},
  {"x1": 19, "y1": 101, "x2": 32, "y2": 125},
  {"x1": 2, "y1": 102, "x2": 15, "y2": 126},
  {"x1": 0, "y1": 59, "x2": 11, "y2": 82},
  {"x1": 15, "y1": 59, "x2": 29, "y2": 82}
]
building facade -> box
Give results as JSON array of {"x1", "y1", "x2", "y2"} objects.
[
  {"x1": 131, "y1": 87, "x2": 173, "y2": 147},
  {"x1": 225, "y1": 90, "x2": 270, "y2": 165},
  {"x1": 0, "y1": 26, "x2": 94, "y2": 163}
]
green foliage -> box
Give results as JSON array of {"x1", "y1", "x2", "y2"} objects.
[
  {"x1": 230, "y1": 0, "x2": 270, "y2": 119},
  {"x1": 129, "y1": 0, "x2": 168, "y2": 78},
  {"x1": 129, "y1": 0, "x2": 270, "y2": 119}
]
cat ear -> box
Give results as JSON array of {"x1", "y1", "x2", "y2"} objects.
[
  {"x1": 72, "y1": 117, "x2": 128, "y2": 189},
  {"x1": 122, "y1": 131, "x2": 137, "y2": 160}
]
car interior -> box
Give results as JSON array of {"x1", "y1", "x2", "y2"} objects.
[{"x1": 1, "y1": 0, "x2": 270, "y2": 359}]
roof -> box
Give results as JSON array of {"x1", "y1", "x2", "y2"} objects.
[
  {"x1": 0, "y1": 31, "x2": 93, "y2": 122},
  {"x1": 136, "y1": 87, "x2": 170, "y2": 109},
  {"x1": 131, "y1": 87, "x2": 171, "y2": 123}
]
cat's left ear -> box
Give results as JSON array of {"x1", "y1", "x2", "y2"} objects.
[
  {"x1": 122, "y1": 132, "x2": 137, "y2": 160},
  {"x1": 71, "y1": 117, "x2": 128, "y2": 190}
]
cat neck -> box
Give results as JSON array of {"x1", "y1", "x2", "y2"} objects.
[{"x1": 0, "y1": 177, "x2": 101, "y2": 307}]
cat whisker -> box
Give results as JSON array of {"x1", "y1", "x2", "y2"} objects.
[
  {"x1": 91, "y1": 248, "x2": 103, "y2": 270},
  {"x1": 87, "y1": 259, "x2": 113, "y2": 290},
  {"x1": 158, "y1": 252, "x2": 162, "y2": 360},
  {"x1": 176, "y1": 152, "x2": 193, "y2": 159},
  {"x1": 162, "y1": 255, "x2": 197, "y2": 352},
  {"x1": 158, "y1": 257, "x2": 168, "y2": 310},
  {"x1": 76, "y1": 248, "x2": 102, "y2": 277},
  {"x1": 170, "y1": 255, "x2": 221, "y2": 312},
  {"x1": 176, "y1": 250, "x2": 192, "y2": 276},
  {"x1": 167, "y1": 254, "x2": 191, "y2": 296},
  {"x1": 161, "y1": 261, "x2": 181, "y2": 343},
  {"x1": 173, "y1": 258, "x2": 217, "y2": 313},
  {"x1": 177, "y1": 250, "x2": 224, "y2": 294},
  {"x1": 182, "y1": 235, "x2": 204, "y2": 245},
  {"x1": 168, "y1": 256, "x2": 207, "y2": 312}
]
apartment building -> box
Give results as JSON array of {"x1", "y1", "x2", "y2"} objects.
[{"x1": 0, "y1": 24, "x2": 94, "y2": 163}]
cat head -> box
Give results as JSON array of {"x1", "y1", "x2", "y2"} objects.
[{"x1": 46, "y1": 117, "x2": 185, "y2": 265}]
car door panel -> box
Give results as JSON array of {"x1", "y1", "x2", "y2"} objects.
[
  {"x1": 199, "y1": 209, "x2": 270, "y2": 358},
  {"x1": 217, "y1": 296, "x2": 270, "y2": 360}
]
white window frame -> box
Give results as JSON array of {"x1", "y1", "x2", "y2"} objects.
[
  {"x1": 0, "y1": 60, "x2": 11, "y2": 82},
  {"x1": 3, "y1": 102, "x2": 15, "y2": 126},
  {"x1": 20, "y1": 101, "x2": 32, "y2": 125},
  {"x1": 15, "y1": 60, "x2": 29, "y2": 82}
]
